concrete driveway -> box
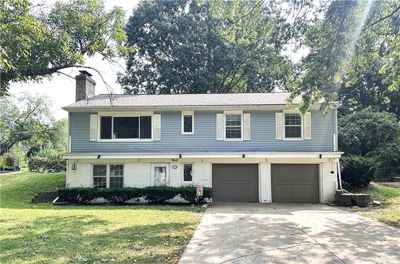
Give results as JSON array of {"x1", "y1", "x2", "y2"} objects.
[{"x1": 180, "y1": 203, "x2": 400, "y2": 264}]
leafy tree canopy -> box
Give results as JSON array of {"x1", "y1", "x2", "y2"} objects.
[
  {"x1": 338, "y1": 108, "x2": 400, "y2": 156},
  {"x1": 0, "y1": 0, "x2": 127, "y2": 95},
  {"x1": 291, "y1": 0, "x2": 400, "y2": 113},
  {"x1": 0, "y1": 95, "x2": 67, "y2": 156},
  {"x1": 119, "y1": 0, "x2": 310, "y2": 94}
]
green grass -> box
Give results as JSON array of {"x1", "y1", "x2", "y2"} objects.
[
  {"x1": 0, "y1": 171, "x2": 204, "y2": 264},
  {"x1": 355, "y1": 182, "x2": 400, "y2": 228}
]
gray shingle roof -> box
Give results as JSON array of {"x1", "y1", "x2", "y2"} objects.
[{"x1": 63, "y1": 92, "x2": 305, "y2": 110}]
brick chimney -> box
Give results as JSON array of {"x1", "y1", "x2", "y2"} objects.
[{"x1": 75, "y1": 70, "x2": 96, "y2": 102}]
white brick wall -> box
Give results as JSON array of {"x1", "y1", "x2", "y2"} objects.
[
  {"x1": 259, "y1": 163, "x2": 272, "y2": 203},
  {"x1": 66, "y1": 157, "x2": 338, "y2": 203}
]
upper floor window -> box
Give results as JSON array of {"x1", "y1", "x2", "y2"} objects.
[
  {"x1": 100, "y1": 116, "x2": 152, "y2": 140},
  {"x1": 284, "y1": 114, "x2": 302, "y2": 139},
  {"x1": 181, "y1": 111, "x2": 194, "y2": 134},
  {"x1": 225, "y1": 114, "x2": 242, "y2": 139}
]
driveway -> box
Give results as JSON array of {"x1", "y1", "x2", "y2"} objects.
[{"x1": 180, "y1": 203, "x2": 400, "y2": 264}]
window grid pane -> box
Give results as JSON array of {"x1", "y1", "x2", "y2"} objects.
[
  {"x1": 140, "y1": 116, "x2": 152, "y2": 139},
  {"x1": 183, "y1": 115, "x2": 193, "y2": 133},
  {"x1": 110, "y1": 177, "x2": 123, "y2": 188},
  {"x1": 225, "y1": 114, "x2": 241, "y2": 139},
  {"x1": 100, "y1": 116, "x2": 112, "y2": 139},
  {"x1": 93, "y1": 177, "x2": 107, "y2": 188},
  {"x1": 110, "y1": 164, "x2": 123, "y2": 176},
  {"x1": 93, "y1": 165, "x2": 107, "y2": 176},
  {"x1": 285, "y1": 114, "x2": 302, "y2": 138},
  {"x1": 113, "y1": 117, "x2": 139, "y2": 139},
  {"x1": 183, "y1": 164, "x2": 193, "y2": 182}
]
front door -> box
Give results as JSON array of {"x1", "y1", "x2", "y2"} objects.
[{"x1": 151, "y1": 164, "x2": 169, "y2": 186}]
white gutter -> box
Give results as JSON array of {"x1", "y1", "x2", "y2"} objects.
[{"x1": 64, "y1": 152, "x2": 343, "y2": 160}]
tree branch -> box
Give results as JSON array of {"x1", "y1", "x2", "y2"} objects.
[{"x1": 365, "y1": 5, "x2": 400, "y2": 29}]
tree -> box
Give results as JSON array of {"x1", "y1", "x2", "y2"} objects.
[
  {"x1": 338, "y1": 108, "x2": 400, "y2": 156},
  {"x1": 0, "y1": 0, "x2": 127, "y2": 95},
  {"x1": 119, "y1": 0, "x2": 301, "y2": 94},
  {"x1": 0, "y1": 95, "x2": 67, "y2": 156},
  {"x1": 290, "y1": 0, "x2": 400, "y2": 112}
]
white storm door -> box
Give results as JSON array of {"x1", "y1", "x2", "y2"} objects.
[{"x1": 151, "y1": 164, "x2": 170, "y2": 186}]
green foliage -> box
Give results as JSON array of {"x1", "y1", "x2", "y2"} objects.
[
  {"x1": 28, "y1": 156, "x2": 66, "y2": 173},
  {"x1": 338, "y1": 108, "x2": 400, "y2": 155},
  {"x1": 58, "y1": 188, "x2": 98, "y2": 204},
  {"x1": 372, "y1": 142, "x2": 400, "y2": 169},
  {"x1": 0, "y1": 154, "x2": 16, "y2": 170},
  {"x1": 341, "y1": 155, "x2": 375, "y2": 187},
  {"x1": 101, "y1": 188, "x2": 142, "y2": 204},
  {"x1": 292, "y1": 1, "x2": 400, "y2": 113},
  {"x1": 58, "y1": 186, "x2": 213, "y2": 204},
  {"x1": 142, "y1": 186, "x2": 178, "y2": 204},
  {"x1": 119, "y1": 0, "x2": 299, "y2": 94},
  {"x1": 0, "y1": 95, "x2": 67, "y2": 159},
  {"x1": 0, "y1": 0, "x2": 127, "y2": 93}
]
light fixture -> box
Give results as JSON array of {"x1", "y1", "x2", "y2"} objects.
[
  {"x1": 71, "y1": 161, "x2": 77, "y2": 170},
  {"x1": 97, "y1": 154, "x2": 101, "y2": 159},
  {"x1": 242, "y1": 154, "x2": 246, "y2": 158}
]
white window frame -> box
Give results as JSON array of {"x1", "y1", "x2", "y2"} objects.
[
  {"x1": 92, "y1": 164, "x2": 125, "y2": 188},
  {"x1": 181, "y1": 111, "x2": 194, "y2": 135},
  {"x1": 92, "y1": 164, "x2": 107, "y2": 188},
  {"x1": 97, "y1": 111, "x2": 153, "y2": 142},
  {"x1": 224, "y1": 111, "x2": 243, "y2": 141},
  {"x1": 182, "y1": 163, "x2": 193, "y2": 183},
  {"x1": 109, "y1": 164, "x2": 124, "y2": 188},
  {"x1": 150, "y1": 164, "x2": 170, "y2": 186},
  {"x1": 283, "y1": 111, "x2": 303, "y2": 141}
]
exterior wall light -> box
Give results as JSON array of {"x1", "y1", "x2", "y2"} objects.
[{"x1": 71, "y1": 161, "x2": 77, "y2": 170}]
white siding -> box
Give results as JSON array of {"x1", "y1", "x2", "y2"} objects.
[
  {"x1": 66, "y1": 162, "x2": 92, "y2": 187},
  {"x1": 259, "y1": 163, "x2": 272, "y2": 203},
  {"x1": 125, "y1": 163, "x2": 151, "y2": 187},
  {"x1": 66, "y1": 156, "x2": 338, "y2": 203},
  {"x1": 193, "y1": 162, "x2": 212, "y2": 187},
  {"x1": 169, "y1": 163, "x2": 182, "y2": 187},
  {"x1": 321, "y1": 161, "x2": 337, "y2": 203}
]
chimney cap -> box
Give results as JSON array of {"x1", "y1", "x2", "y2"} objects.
[{"x1": 78, "y1": 70, "x2": 93, "y2": 77}]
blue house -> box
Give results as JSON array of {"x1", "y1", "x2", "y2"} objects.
[{"x1": 63, "y1": 71, "x2": 342, "y2": 203}]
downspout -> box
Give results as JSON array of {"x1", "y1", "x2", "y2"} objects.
[{"x1": 337, "y1": 161, "x2": 343, "y2": 191}]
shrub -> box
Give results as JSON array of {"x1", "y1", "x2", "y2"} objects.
[
  {"x1": 28, "y1": 156, "x2": 66, "y2": 172},
  {"x1": 0, "y1": 154, "x2": 16, "y2": 170},
  {"x1": 57, "y1": 186, "x2": 213, "y2": 204},
  {"x1": 142, "y1": 186, "x2": 178, "y2": 204},
  {"x1": 178, "y1": 186, "x2": 213, "y2": 204},
  {"x1": 101, "y1": 188, "x2": 142, "y2": 204},
  {"x1": 341, "y1": 155, "x2": 375, "y2": 187},
  {"x1": 58, "y1": 188, "x2": 99, "y2": 204}
]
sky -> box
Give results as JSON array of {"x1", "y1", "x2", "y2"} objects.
[{"x1": 8, "y1": 0, "x2": 141, "y2": 120}]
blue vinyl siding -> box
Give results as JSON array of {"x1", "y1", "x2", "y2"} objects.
[{"x1": 69, "y1": 110, "x2": 335, "y2": 153}]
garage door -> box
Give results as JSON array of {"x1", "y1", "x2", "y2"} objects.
[
  {"x1": 272, "y1": 164, "x2": 319, "y2": 203},
  {"x1": 212, "y1": 164, "x2": 258, "y2": 202}
]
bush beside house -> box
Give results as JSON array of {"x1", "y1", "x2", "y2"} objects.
[
  {"x1": 339, "y1": 109, "x2": 400, "y2": 187},
  {"x1": 58, "y1": 186, "x2": 212, "y2": 205},
  {"x1": 28, "y1": 156, "x2": 66, "y2": 172}
]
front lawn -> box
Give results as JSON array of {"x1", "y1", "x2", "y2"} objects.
[
  {"x1": 0, "y1": 171, "x2": 203, "y2": 264},
  {"x1": 353, "y1": 182, "x2": 400, "y2": 228}
]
